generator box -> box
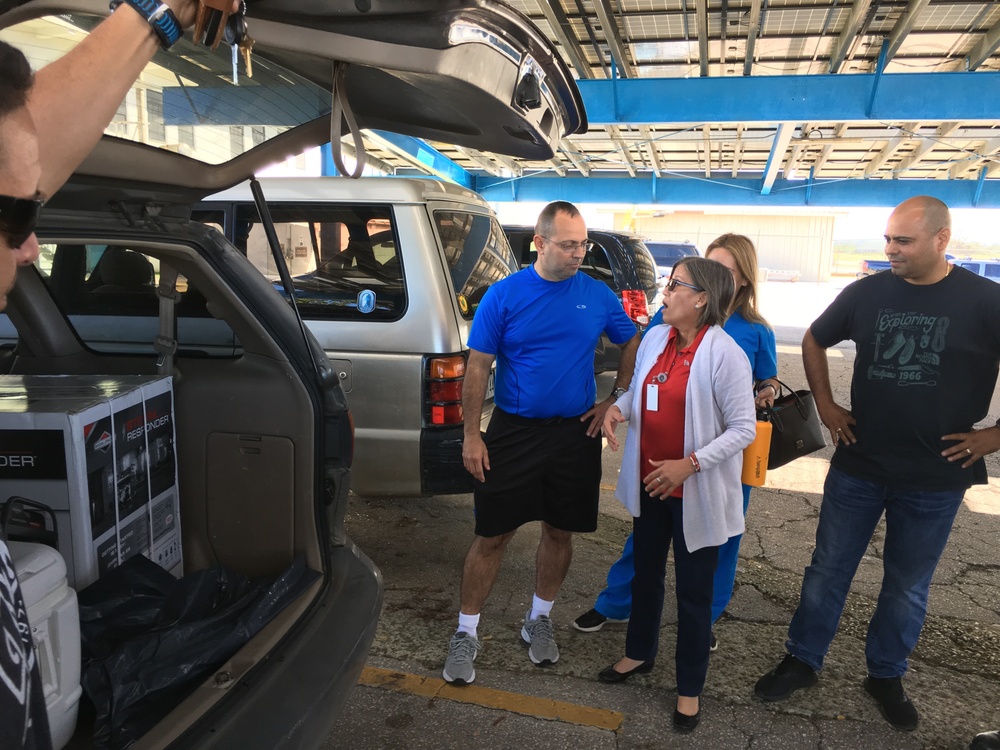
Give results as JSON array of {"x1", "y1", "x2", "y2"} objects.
[{"x1": 0, "y1": 375, "x2": 181, "y2": 589}]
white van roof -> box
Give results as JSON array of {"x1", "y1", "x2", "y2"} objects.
[{"x1": 206, "y1": 177, "x2": 491, "y2": 208}]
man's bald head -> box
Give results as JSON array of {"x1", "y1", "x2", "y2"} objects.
[{"x1": 894, "y1": 195, "x2": 951, "y2": 236}]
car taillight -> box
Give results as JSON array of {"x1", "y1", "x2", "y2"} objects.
[
  {"x1": 426, "y1": 355, "x2": 465, "y2": 426},
  {"x1": 621, "y1": 289, "x2": 649, "y2": 326}
]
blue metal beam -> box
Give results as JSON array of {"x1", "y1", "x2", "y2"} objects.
[
  {"x1": 578, "y1": 72, "x2": 1000, "y2": 124},
  {"x1": 474, "y1": 175, "x2": 1000, "y2": 209},
  {"x1": 367, "y1": 130, "x2": 472, "y2": 188}
]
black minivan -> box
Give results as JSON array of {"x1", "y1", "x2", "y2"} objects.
[{"x1": 503, "y1": 226, "x2": 660, "y2": 372}]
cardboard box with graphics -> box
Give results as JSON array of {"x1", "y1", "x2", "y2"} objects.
[{"x1": 0, "y1": 375, "x2": 181, "y2": 588}]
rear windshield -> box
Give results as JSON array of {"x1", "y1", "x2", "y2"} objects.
[
  {"x1": 433, "y1": 212, "x2": 518, "y2": 320},
  {"x1": 1, "y1": 14, "x2": 329, "y2": 166},
  {"x1": 625, "y1": 240, "x2": 659, "y2": 295},
  {"x1": 234, "y1": 204, "x2": 404, "y2": 322}
]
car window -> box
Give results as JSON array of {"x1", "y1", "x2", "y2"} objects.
[
  {"x1": 433, "y1": 212, "x2": 517, "y2": 320},
  {"x1": 580, "y1": 241, "x2": 616, "y2": 284},
  {"x1": 9, "y1": 244, "x2": 241, "y2": 356},
  {"x1": 647, "y1": 243, "x2": 697, "y2": 265},
  {"x1": 235, "y1": 204, "x2": 405, "y2": 322},
  {"x1": 625, "y1": 240, "x2": 659, "y2": 292}
]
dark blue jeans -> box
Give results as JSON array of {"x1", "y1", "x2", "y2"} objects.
[
  {"x1": 787, "y1": 466, "x2": 965, "y2": 678},
  {"x1": 626, "y1": 490, "x2": 718, "y2": 696}
]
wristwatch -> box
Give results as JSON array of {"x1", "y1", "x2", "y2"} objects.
[
  {"x1": 611, "y1": 387, "x2": 627, "y2": 400},
  {"x1": 110, "y1": 0, "x2": 183, "y2": 49}
]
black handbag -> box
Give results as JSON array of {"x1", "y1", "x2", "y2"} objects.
[{"x1": 757, "y1": 378, "x2": 826, "y2": 469}]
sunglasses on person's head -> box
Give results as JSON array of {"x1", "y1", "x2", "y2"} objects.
[
  {"x1": 0, "y1": 193, "x2": 44, "y2": 249},
  {"x1": 665, "y1": 277, "x2": 703, "y2": 293}
]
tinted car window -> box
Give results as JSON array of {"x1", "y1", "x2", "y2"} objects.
[
  {"x1": 625, "y1": 239, "x2": 659, "y2": 293},
  {"x1": 236, "y1": 204, "x2": 404, "y2": 322},
  {"x1": 580, "y1": 241, "x2": 616, "y2": 285},
  {"x1": 19, "y1": 244, "x2": 240, "y2": 356},
  {"x1": 434, "y1": 211, "x2": 517, "y2": 320}
]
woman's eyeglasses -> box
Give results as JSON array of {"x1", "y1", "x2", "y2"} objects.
[
  {"x1": 665, "y1": 277, "x2": 703, "y2": 293},
  {"x1": 540, "y1": 236, "x2": 595, "y2": 253},
  {"x1": 0, "y1": 194, "x2": 44, "y2": 248}
]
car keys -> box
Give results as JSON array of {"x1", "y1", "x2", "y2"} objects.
[{"x1": 221, "y1": 4, "x2": 250, "y2": 83}]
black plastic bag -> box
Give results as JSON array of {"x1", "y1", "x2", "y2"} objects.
[{"x1": 78, "y1": 554, "x2": 319, "y2": 749}]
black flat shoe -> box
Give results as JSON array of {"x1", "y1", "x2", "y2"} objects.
[
  {"x1": 598, "y1": 660, "x2": 654, "y2": 683},
  {"x1": 673, "y1": 708, "x2": 701, "y2": 732}
]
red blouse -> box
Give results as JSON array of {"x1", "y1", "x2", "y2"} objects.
[{"x1": 639, "y1": 325, "x2": 708, "y2": 498}]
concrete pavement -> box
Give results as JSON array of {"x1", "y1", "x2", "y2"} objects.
[{"x1": 327, "y1": 299, "x2": 1000, "y2": 750}]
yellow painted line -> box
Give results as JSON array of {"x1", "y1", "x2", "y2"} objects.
[
  {"x1": 600, "y1": 482, "x2": 617, "y2": 491},
  {"x1": 359, "y1": 666, "x2": 623, "y2": 731}
]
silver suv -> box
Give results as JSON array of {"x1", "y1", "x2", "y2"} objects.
[{"x1": 203, "y1": 177, "x2": 519, "y2": 497}]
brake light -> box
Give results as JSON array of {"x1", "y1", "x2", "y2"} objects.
[
  {"x1": 621, "y1": 289, "x2": 649, "y2": 326},
  {"x1": 426, "y1": 355, "x2": 465, "y2": 426}
]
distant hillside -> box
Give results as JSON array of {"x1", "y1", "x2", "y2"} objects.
[{"x1": 835, "y1": 239, "x2": 1000, "y2": 257}]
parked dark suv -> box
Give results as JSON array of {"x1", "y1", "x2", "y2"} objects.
[{"x1": 503, "y1": 227, "x2": 659, "y2": 372}]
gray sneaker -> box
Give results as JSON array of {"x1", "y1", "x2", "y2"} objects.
[
  {"x1": 442, "y1": 631, "x2": 482, "y2": 685},
  {"x1": 521, "y1": 609, "x2": 560, "y2": 666}
]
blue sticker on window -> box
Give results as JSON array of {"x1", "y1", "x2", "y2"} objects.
[{"x1": 357, "y1": 289, "x2": 376, "y2": 314}]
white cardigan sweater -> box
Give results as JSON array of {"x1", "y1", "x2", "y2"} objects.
[{"x1": 613, "y1": 324, "x2": 757, "y2": 552}]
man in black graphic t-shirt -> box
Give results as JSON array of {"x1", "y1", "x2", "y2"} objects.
[{"x1": 754, "y1": 196, "x2": 1000, "y2": 733}]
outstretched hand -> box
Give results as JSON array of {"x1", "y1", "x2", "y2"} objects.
[{"x1": 601, "y1": 406, "x2": 626, "y2": 451}]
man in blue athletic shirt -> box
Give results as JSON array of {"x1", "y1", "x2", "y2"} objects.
[{"x1": 442, "y1": 201, "x2": 640, "y2": 684}]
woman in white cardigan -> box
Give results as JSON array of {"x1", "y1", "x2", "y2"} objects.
[{"x1": 598, "y1": 257, "x2": 756, "y2": 732}]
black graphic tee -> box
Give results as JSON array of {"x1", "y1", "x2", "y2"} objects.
[
  {"x1": 811, "y1": 266, "x2": 1000, "y2": 488},
  {"x1": 1, "y1": 538, "x2": 53, "y2": 750}
]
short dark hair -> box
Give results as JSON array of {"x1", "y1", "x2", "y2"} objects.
[
  {"x1": 535, "y1": 201, "x2": 581, "y2": 237},
  {"x1": 0, "y1": 41, "x2": 34, "y2": 119},
  {"x1": 674, "y1": 256, "x2": 734, "y2": 328}
]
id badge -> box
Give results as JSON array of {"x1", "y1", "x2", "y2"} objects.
[{"x1": 645, "y1": 382, "x2": 659, "y2": 412}]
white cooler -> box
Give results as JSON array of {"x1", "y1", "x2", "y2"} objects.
[{"x1": 10, "y1": 541, "x2": 82, "y2": 750}]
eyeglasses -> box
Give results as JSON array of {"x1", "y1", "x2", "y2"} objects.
[
  {"x1": 540, "y1": 236, "x2": 595, "y2": 253},
  {"x1": 665, "y1": 277, "x2": 704, "y2": 293},
  {"x1": 0, "y1": 193, "x2": 44, "y2": 248}
]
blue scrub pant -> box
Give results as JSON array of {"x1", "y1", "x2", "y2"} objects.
[{"x1": 594, "y1": 483, "x2": 752, "y2": 622}]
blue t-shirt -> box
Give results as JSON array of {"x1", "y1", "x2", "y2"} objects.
[
  {"x1": 469, "y1": 265, "x2": 637, "y2": 418},
  {"x1": 646, "y1": 307, "x2": 777, "y2": 381}
]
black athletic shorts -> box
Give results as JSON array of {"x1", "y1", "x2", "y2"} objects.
[{"x1": 473, "y1": 407, "x2": 603, "y2": 537}]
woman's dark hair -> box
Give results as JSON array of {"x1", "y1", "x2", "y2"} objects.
[
  {"x1": 673, "y1": 256, "x2": 734, "y2": 328},
  {"x1": 0, "y1": 41, "x2": 34, "y2": 119}
]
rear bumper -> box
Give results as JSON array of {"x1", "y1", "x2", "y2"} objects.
[
  {"x1": 179, "y1": 540, "x2": 383, "y2": 748},
  {"x1": 421, "y1": 425, "x2": 475, "y2": 495}
]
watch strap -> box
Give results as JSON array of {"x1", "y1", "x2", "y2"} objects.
[
  {"x1": 611, "y1": 387, "x2": 627, "y2": 400},
  {"x1": 110, "y1": 0, "x2": 183, "y2": 49}
]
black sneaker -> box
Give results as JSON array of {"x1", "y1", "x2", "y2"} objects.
[
  {"x1": 572, "y1": 608, "x2": 628, "y2": 633},
  {"x1": 710, "y1": 630, "x2": 718, "y2": 652},
  {"x1": 864, "y1": 676, "x2": 919, "y2": 731},
  {"x1": 754, "y1": 654, "x2": 818, "y2": 702}
]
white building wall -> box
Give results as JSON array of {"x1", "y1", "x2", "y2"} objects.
[{"x1": 620, "y1": 212, "x2": 836, "y2": 282}]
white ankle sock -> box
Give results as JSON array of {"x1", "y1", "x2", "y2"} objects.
[
  {"x1": 457, "y1": 612, "x2": 480, "y2": 638},
  {"x1": 530, "y1": 594, "x2": 553, "y2": 621}
]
